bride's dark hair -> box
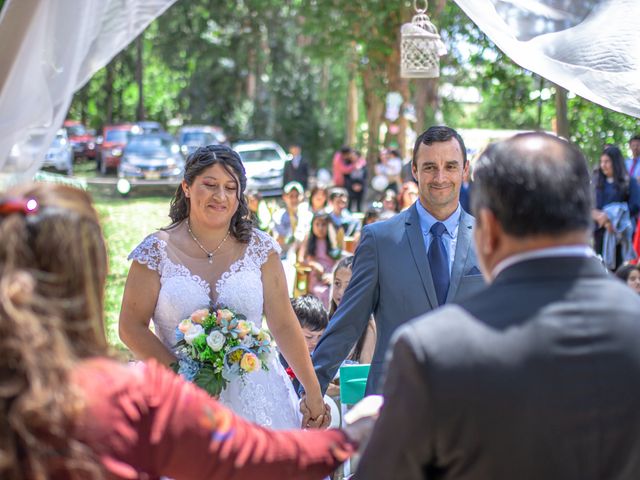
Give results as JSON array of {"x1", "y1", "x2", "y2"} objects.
[{"x1": 167, "y1": 144, "x2": 253, "y2": 243}]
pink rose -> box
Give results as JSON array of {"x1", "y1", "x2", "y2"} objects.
[{"x1": 190, "y1": 309, "x2": 209, "y2": 324}]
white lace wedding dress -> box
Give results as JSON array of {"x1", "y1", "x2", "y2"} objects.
[{"x1": 129, "y1": 227, "x2": 302, "y2": 429}]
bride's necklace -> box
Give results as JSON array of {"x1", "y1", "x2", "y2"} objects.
[{"x1": 187, "y1": 220, "x2": 230, "y2": 264}]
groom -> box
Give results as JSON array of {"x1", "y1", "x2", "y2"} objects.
[{"x1": 310, "y1": 126, "x2": 485, "y2": 395}]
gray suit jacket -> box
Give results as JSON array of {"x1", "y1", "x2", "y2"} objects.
[
  {"x1": 311, "y1": 203, "x2": 483, "y2": 395},
  {"x1": 357, "y1": 256, "x2": 640, "y2": 480}
]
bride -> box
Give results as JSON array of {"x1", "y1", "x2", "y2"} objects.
[{"x1": 119, "y1": 144, "x2": 327, "y2": 429}]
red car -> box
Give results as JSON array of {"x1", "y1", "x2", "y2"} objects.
[
  {"x1": 63, "y1": 120, "x2": 97, "y2": 160},
  {"x1": 97, "y1": 124, "x2": 137, "y2": 174}
]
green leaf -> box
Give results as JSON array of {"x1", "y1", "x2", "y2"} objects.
[
  {"x1": 192, "y1": 334, "x2": 208, "y2": 352},
  {"x1": 194, "y1": 364, "x2": 227, "y2": 398},
  {"x1": 202, "y1": 315, "x2": 218, "y2": 331}
]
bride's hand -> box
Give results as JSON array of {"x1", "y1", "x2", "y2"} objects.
[{"x1": 300, "y1": 394, "x2": 330, "y2": 429}]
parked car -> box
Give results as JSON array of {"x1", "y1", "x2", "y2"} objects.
[
  {"x1": 233, "y1": 141, "x2": 288, "y2": 196},
  {"x1": 63, "y1": 120, "x2": 97, "y2": 160},
  {"x1": 97, "y1": 123, "x2": 137, "y2": 175},
  {"x1": 178, "y1": 125, "x2": 227, "y2": 158},
  {"x1": 135, "y1": 121, "x2": 164, "y2": 134},
  {"x1": 118, "y1": 133, "x2": 184, "y2": 182},
  {"x1": 42, "y1": 129, "x2": 73, "y2": 175}
]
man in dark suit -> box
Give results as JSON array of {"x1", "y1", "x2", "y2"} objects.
[
  {"x1": 309, "y1": 126, "x2": 484, "y2": 396},
  {"x1": 283, "y1": 144, "x2": 309, "y2": 189},
  {"x1": 357, "y1": 132, "x2": 640, "y2": 479}
]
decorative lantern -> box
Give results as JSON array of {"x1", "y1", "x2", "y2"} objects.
[{"x1": 401, "y1": 0, "x2": 447, "y2": 79}]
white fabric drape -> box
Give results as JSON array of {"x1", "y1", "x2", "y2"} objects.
[
  {"x1": 453, "y1": 0, "x2": 640, "y2": 119},
  {"x1": 0, "y1": 0, "x2": 178, "y2": 185}
]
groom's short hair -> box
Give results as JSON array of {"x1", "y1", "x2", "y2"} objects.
[{"x1": 413, "y1": 125, "x2": 467, "y2": 168}]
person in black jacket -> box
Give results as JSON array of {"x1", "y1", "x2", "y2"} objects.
[{"x1": 283, "y1": 144, "x2": 309, "y2": 189}]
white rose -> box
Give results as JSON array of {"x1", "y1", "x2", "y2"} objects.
[
  {"x1": 240, "y1": 335, "x2": 255, "y2": 348},
  {"x1": 184, "y1": 324, "x2": 205, "y2": 345},
  {"x1": 206, "y1": 330, "x2": 226, "y2": 352}
]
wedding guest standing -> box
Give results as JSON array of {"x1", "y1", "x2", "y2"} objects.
[
  {"x1": 332, "y1": 146, "x2": 357, "y2": 187},
  {"x1": 0, "y1": 183, "x2": 363, "y2": 480},
  {"x1": 358, "y1": 132, "x2": 640, "y2": 480},
  {"x1": 284, "y1": 144, "x2": 310, "y2": 189},
  {"x1": 591, "y1": 145, "x2": 640, "y2": 270},
  {"x1": 625, "y1": 133, "x2": 640, "y2": 181}
]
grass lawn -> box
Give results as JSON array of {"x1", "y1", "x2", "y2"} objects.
[{"x1": 94, "y1": 195, "x2": 171, "y2": 352}]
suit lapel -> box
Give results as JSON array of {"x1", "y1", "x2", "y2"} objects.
[
  {"x1": 405, "y1": 204, "x2": 438, "y2": 308},
  {"x1": 446, "y1": 210, "x2": 474, "y2": 301}
]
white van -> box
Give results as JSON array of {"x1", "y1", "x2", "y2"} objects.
[{"x1": 233, "y1": 141, "x2": 289, "y2": 196}]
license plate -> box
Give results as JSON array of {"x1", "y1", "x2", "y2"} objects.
[{"x1": 144, "y1": 171, "x2": 160, "y2": 180}]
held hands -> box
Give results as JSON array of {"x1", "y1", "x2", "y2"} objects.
[{"x1": 299, "y1": 394, "x2": 331, "y2": 429}]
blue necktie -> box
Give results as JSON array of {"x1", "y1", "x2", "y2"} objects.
[{"x1": 428, "y1": 222, "x2": 450, "y2": 306}]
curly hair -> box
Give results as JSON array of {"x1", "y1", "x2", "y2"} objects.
[
  {"x1": 0, "y1": 183, "x2": 107, "y2": 479},
  {"x1": 166, "y1": 144, "x2": 253, "y2": 243}
]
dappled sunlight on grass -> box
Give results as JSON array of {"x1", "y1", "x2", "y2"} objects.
[{"x1": 94, "y1": 196, "x2": 170, "y2": 352}]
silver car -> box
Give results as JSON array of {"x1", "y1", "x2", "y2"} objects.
[
  {"x1": 234, "y1": 141, "x2": 288, "y2": 196},
  {"x1": 42, "y1": 129, "x2": 73, "y2": 176}
]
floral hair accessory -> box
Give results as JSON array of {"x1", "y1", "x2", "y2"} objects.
[{"x1": 0, "y1": 198, "x2": 39, "y2": 217}]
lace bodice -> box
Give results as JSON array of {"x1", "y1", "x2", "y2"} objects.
[{"x1": 129, "y1": 227, "x2": 281, "y2": 349}]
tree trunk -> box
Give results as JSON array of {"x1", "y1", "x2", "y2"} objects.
[
  {"x1": 135, "y1": 34, "x2": 145, "y2": 121},
  {"x1": 554, "y1": 84, "x2": 569, "y2": 139},
  {"x1": 247, "y1": 46, "x2": 257, "y2": 101},
  {"x1": 79, "y1": 86, "x2": 88, "y2": 125},
  {"x1": 246, "y1": 18, "x2": 257, "y2": 102},
  {"x1": 413, "y1": 78, "x2": 439, "y2": 134},
  {"x1": 361, "y1": 65, "x2": 384, "y2": 174},
  {"x1": 346, "y1": 66, "x2": 359, "y2": 147},
  {"x1": 104, "y1": 62, "x2": 114, "y2": 125}
]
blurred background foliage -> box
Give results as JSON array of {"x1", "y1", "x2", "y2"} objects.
[{"x1": 66, "y1": 0, "x2": 639, "y2": 167}]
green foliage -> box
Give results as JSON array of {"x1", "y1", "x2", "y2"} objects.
[
  {"x1": 67, "y1": 0, "x2": 639, "y2": 171},
  {"x1": 202, "y1": 314, "x2": 218, "y2": 331},
  {"x1": 569, "y1": 96, "x2": 640, "y2": 165},
  {"x1": 194, "y1": 364, "x2": 227, "y2": 397},
  {"x1": 94, "y1": 196, "x2": 170, "y2": 351}
]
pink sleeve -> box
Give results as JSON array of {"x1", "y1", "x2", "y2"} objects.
[
  {"x1": 74, "y1": 359, "x2": 354, "y2": 480},
  {"x1": 333, "y1": 153, "x2": 343, "y2": 186}
]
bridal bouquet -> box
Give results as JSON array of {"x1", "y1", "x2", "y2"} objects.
[{"x1": 171, "y1": 307, "x2": 273, "y2": 397}]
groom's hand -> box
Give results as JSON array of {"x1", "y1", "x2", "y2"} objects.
[{"x1": 299, "y1": 396, "x2": 331, "y2": 429}]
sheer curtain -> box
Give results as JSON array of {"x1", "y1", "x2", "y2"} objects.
[
  {"x1": 0, "y1": 0, "x2": 177, "y2": 186},
  {"x1": 453, "y1": 0, "x2": 640, "y2": 119}
]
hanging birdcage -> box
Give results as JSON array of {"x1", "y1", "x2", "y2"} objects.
[{"x1": 401, "y1": 0, "x2": 447, "y2": 79}]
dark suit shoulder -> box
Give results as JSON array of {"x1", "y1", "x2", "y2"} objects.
[{"x1": 394, "y1": 305, "x2": 479, "y2": 365}]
